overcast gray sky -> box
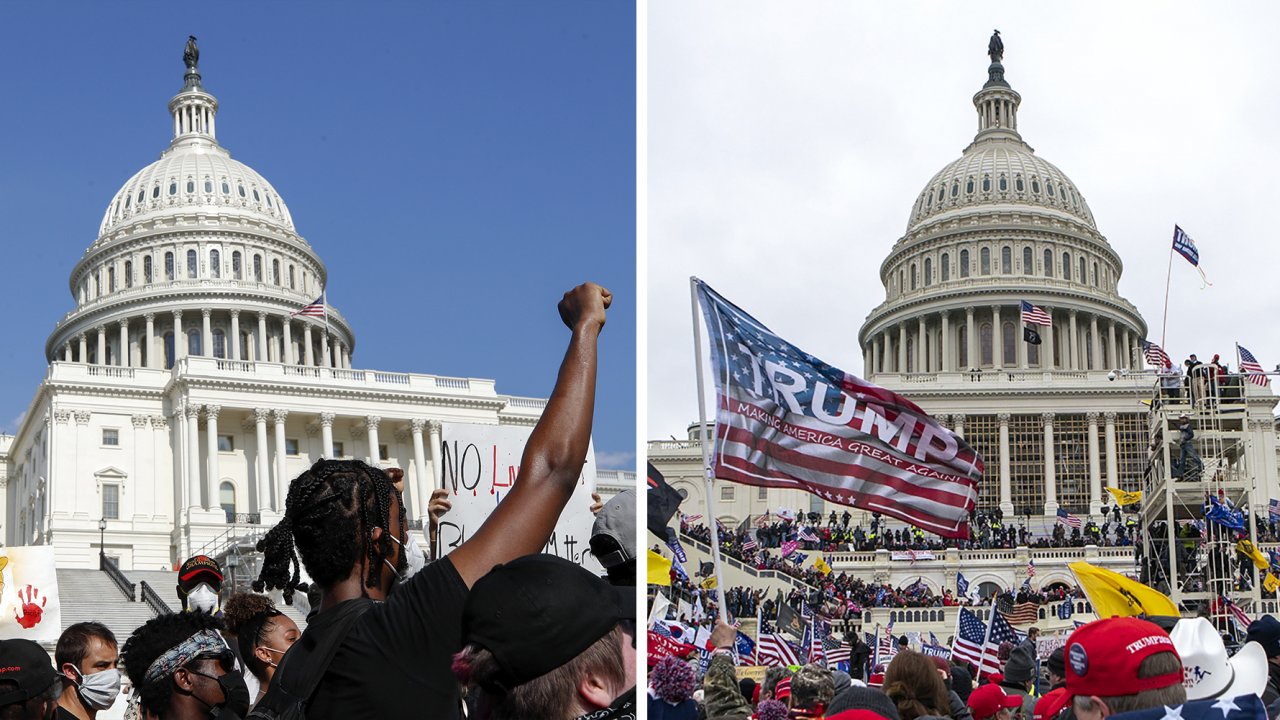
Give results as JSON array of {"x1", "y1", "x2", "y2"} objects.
[{"x1": 647, "y1": 1, "x2": 1280, "y2": 439}]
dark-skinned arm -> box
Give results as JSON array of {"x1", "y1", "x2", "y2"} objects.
[{"x1": 449, "y1": 282, "x2": 611, "y2": 588}]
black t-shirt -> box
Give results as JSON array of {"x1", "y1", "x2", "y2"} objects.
[
  {"x1": 55, "y1": 706, "x2": 78, "y2": 720},
  {"x1": 306, "y1": 556, "x2": 470, "y2": 719}
]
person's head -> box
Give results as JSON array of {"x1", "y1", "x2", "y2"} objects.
[
  {"x1": 761, "y1": 667, "x2": 793, "y2": 701},
  {"x1": 175, "y1": 556, "x2": 222, "y2": 613},
  {"x1": 1246, "y1": 615, "x2": 1280, "y2": 666},
  {"x1": 1027, "y1": 627, "x2": 1040, "y2": 642},
  {"x1": 452, "y1": 554, "x2": 635, "y2": 719},
  {"x1": 0, "y1": 639, "x2": 61, "y2": 720},
  {"x1": 897, "y1": 635, "x2": 909, "y2": 649},
  {"x1": 1066, "y1": 617, "x2": 1185, "y2": 720},
  {"x1": 1045, "y1": 647, "x2": 1066, "y2": 686},
  {"x1": 826, "y1": 685, "x2": 902, "y2": 720},
  {"x1": 883, "y1": 651, "x2": 949, "y2": 720},
  {"x1": 1002, "y1": 643, "x2": 1036, "y2": 691},
  {"x1": 55, "y1": 622, "x2": 119, "y2": 714},
  {"x1": 649, "y1": 656, "x2": 695, "y2": 706},
  {"x1": 221, "y1": 593, "x2": 299, "y2": 685},
  {"x1": 790, "y1": 664, "x2": 834, "y2": 712},
  {"x1": 120, "y1": 612, "x2": 249, "y2": 720},
  {"x1": 590, "y1": 490, "x2": 636, "y2": 587},
  {"x1": 255, "y1": 459, "x2": 408, "y2": 602},
  {"x1": 968, "y1": 683, "x2": 1022, "y2": 720}
]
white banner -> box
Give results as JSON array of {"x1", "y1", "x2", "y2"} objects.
[
  {"x1": 889, "y1": 550, "x2": 937, "y2": 561},
  {"x1": 0, "y1": 546, "x2": 62, "y2": 643},
  {"x1": 436, "y1": 423, "x2": 599, "y2": 572}
]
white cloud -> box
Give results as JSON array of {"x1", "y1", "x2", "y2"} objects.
[
  {"x1": 594, "y1": 450, "x2": 636, "y2": 471},
  {"x1": 648, "y1": 1, "x2": 1280, "y2": 438}
]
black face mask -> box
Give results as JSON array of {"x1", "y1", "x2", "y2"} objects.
[{"x1": 189, "y1": 669, "x2": 251, "y2": 720}]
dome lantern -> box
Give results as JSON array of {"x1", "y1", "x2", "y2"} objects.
[
  {"x1": 972, "y1": 30, "x2": 1022, "y2": 145},
  {"x1": 168, "y1": 36, "x2": 218, "y2": 145}
]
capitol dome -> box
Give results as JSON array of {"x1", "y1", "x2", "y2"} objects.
[{"x1": 47, "y1": 56, "x2": 355, "y2": 369}]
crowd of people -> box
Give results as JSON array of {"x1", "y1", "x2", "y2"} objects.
[
  {"x1": 0, "y1": 284, "x2": 638, "y2": 720},
  {"x1": 649, "y1": 612, "x2": 1280, "y2": 720}
]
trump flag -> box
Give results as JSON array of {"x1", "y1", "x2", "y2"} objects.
[{"x1": 694, "y1": 279, "x2": 982, "y2": 538}]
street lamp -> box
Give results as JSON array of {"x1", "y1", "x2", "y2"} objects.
[{"x1": 98, "y1": 518, "x2": 107, "y2": 570}]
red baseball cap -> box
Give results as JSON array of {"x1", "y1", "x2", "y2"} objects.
[
  {"x1": 1064, "y1": 617, "x2": 1182, "y2": 698},
  {"x1": 968, "y1": 683, "x2": 1022, "y2": 720},
  {"x1": 1034, "y1": 688, "x2": 1070, "y2": 720}
]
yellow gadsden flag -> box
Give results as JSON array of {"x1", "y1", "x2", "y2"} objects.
[
  {"x1": 813, "y1": 556, "x2": 833, "y2": 576},
  {"x1": 700, "y1": 575, "x2": 718, "y2": 590},
  {"x1": 1265, "y1": 573, "x2": 1280, "y2": 594},
  {"x1": 647, "y1": 550, "x2": 672, "y2": 586},
  {"x1": 1105, "y1": 487, "x2": 1143, "y2": 507},
  {"x1": 1237, "y1": 540, "x2": 1270, "y2": 571},
  {"x1": 1068, "y1": 561, "x2": 1178, "y2": 618}
]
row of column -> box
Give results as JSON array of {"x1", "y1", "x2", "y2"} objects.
[
  {"x1": 941, "y1": 411, "x2": 1119, "y2": 516},
  {"x1": 178, "y1": 404, "x2": 443, "y2": 523},
  {"x1": 866, "y1": 305, "x2": 1140, "y2": 375},
  {"x1": 61, "y1": 310, "x2": 352, "y2": 370}
]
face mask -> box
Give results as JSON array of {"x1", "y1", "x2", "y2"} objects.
[
  {"x1": 189, "y1": 669, "x2": 250, "y2": 720},
  {"x1": 70, "y1": 666, "x2": 121, "y2": 711},
  {"x1": 384, "y1": 531, "x2": 425, "y2": 585},
  {"x1": 187, "y1": 584, "x2": 220, "y2": 614},
  {"x1": 260, "y1": 646, "x2": 287, "y2": 669}
]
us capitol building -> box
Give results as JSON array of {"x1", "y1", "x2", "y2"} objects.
[
  {"x1": 0, "y1": 52, "x2": 627, "y2": 573},
  {"x1": 652, "y1": 38, "x2": 1280, "y2": 623}
]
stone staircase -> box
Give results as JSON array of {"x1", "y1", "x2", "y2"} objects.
[{"x1": 56, "y1": 569, "x2": 159, "y2": 647}]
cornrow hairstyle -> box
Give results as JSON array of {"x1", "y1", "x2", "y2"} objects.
[
  {"x1": 254, "y1": 459, "x2": 405, "y2": 603},
  {"x1": 222, "y1": 593, "x2": 283, "y2": 681},
  {"x1": 120, "y1": 611, "x2": 224, "y2": 719}
]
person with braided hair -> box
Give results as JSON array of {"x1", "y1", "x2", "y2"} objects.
[
  {"x1": 119, "y1": 612, "x2": 250, "y2": 720},
  {"x1": 221, "y1": 594, "x2": 298, "y2": 710},
  {"x1": 250, "y1": 282, "x2": 612, "y2": 719}
]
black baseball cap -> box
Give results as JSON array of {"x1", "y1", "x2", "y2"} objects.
[
  {"x1": 178, "y1": 555, "x2": 223, "y2": 591},
  {"x1": 0, "y1": 638, "x2": 60, "y2": 705},
  {"x1": 461, "y1": 554, "x2": 634, "y2": 688}
]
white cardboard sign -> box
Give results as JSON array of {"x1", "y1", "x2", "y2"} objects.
[
  {"x1": 436, "y1": 423, "x2": 600, "y2": 573},
  {"x1": 0, "y1": 546, "x2": 62, "y2": 643}
]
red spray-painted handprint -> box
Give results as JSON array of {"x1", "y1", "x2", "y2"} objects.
[{"x1": 15, "y1": 585, "x2": 46, "y2": 629}]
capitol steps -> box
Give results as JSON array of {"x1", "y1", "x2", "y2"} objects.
[{"x1": 56, "y1": 569, "x2": 159, "y2": 646}]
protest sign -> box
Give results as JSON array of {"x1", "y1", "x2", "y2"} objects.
[
  {"x1": 0, "y1": 546, "x2": 61, "y2": 643},
  {"x1": 648, "y1": 631, "x2": 696, "y2": 665},
  {"x1": 435, "y1": 422, "x2": 599, "y2": 572}
]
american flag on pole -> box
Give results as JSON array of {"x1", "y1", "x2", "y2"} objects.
[
  {"x1": 952, "y1": 609, "x2": 997, "y2": 673},
  {"x1": 823, "y1": 635, "x2": 852, "y2": 666},
  {"x1": 291, "y1": 293, "x2": 327, "y2": 318},
  {"x1": 1172, "y1": 225, "x2": 1211, "y2": 286},
  {"x1": 741, "y1": 538, "x2": 758, "y2": 553},
  {"x1": 758, "y1": 633, "x2": 801, "y2": 667},
  {"x1": 875, "y1": 622, "x2": 898, "y2": 665},
  {"x1": 1056, "y1": 508, "x2": 1082, "y2": 529},
  {"x1": 797, "y1": 526, "x2": 820, "y2": 543},
  {"x1": 694, "y1": 279, "x2": 982, "y2": 538},
  {"x1": 683, "y1": 513, "x2": 703, "y2": 524},
  {"x1": 755, "y1": 511, "x2": 771, "y2": 528},
  {"x1": 1143, "y1": 340, "x2": 1173, "y2": 370},
  {"x1": 1238, "y1": 344, "x2": 1270, "y2": 387},
  {"x1": 1020, "y1": 301, "x2": 1052, "y2": 327}
]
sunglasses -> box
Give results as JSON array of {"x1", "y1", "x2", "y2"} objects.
[{"x1": 187, "y1": 649, "x2": 235, "y2": 674}]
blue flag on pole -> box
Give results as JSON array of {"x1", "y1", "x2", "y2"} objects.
[
  {"x1": 1172, "y1": 225, "x2": 1211, "y2": 286},
  {"x1": 956, "y1": 572, "x2": 969, "y2": 596}
]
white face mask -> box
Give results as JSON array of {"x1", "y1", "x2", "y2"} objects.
[
  {"x1": 71, "y1": 667, "x2": 121, "y2": 710},
  {"x1": 385, "y1": 531, "x2": 426, "y2": 585},
  {"x1": 187, "y1": 583, "x2": 220, "y2": 613}
]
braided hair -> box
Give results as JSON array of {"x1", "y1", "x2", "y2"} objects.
[{"x1": 254, "y1": 459, "x2": 405, "y2": 603}]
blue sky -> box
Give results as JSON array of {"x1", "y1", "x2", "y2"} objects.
[{"x1": 0, "y1": 3, "x2": 636, "y2": 469}]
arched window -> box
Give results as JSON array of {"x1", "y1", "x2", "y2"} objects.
[
  {"x1": 288, "y1": 265, "x2": 296, "y2": 289},
  {"x1": 186, "y1": 179, "x2": 195, "y2": 193},
  {"x1": 958, "y1": 325, "x2": 968, "y2": 368},
  {"x1": 153, "y1": 184, "x2": 161, "y2": 199},
  {"x1": 980, "y1": 323, "x2": 993, "y2": 366},
  {"x1": 169, "y1": 181, "x2": 178, "y2": 196},
  {"x1": 188, "y1": 329, "x2": 202, "y2": 356},
  {"x1": 1023, "y1": 246, "x2": 1033, "y2": 274},
  {"x1": 898, "y1": 269, "x2": 904, "y2": 294},
  {"x1": 1086, "y1": 332, "x2": 1094, "y2": 370},
  {"x1": 241, "y1": 332, "x2": 252, "y2": 361},
  {"x1": 1001, "y1": 246, "x2": 1012, "y2": 274},
  {"x1": 941, "y1": 252, "x2": 950, "y2": 282},
  {"x1": 93, "y1": 271, "x2": 101, "y2": 297},
  {"x1": 999, "y1": 176, "x2": 1008, "y2": 191},
  {"x1": 210, "y1": 249, "x2": 220, "y2": 279},
  {"x1": 186, "y1": 249, "x2": 197, "y2": 278},
  {"x1": 220, "y1": 482, "x2": 236, "y2": 523},
  {"x1": 1029, "y1": 338, "x2": 1040, "y2": 366},
  {"x1": 1015, "y1": 176, "x2": 1025, "y2": 192},
  {"x1": 204, "y1": 179, "x2": 213, "y2": 193},
  {"x1": 906, "y1": 338, "x2": 915, "y2": 373},
  {"x1": 982, "y1": 176, "x2": 991, "y2": 192},
  {"x1": 272, "y1": 259, "x2": 281, "y2": 285},
  {"x1": 980, "y1": 247, "x2": 991, "y2": 275},
  {"x1": 1062, "y1": 252, "x2": 1071, "y2": 281},
  {"x1": 1079, "y1": 257, "x2": 1086, "y2": 283},
  {"x1": 1093, "y1": 261, "x2": 1099, "y2": 287},
  {"x1": 1044, "y1": 249, "x2": 1053, "y2": 277},
  {"x1": 960, "y1": 249, "x2": 970, "y2": 278},
  {"x1": 966, "y1": 178, "x2": 974, "y2": 194},
  {"x1": 124, "y1": 260, "x2": 133, "y2": 288},
  {"x1": 222, "y1": 180, "x2": 230, "y2": 195},
  {"x1": 144, "y1": 256, "x2": 153, "y2": 284},
  {"x1": 232, "y1": 251, "x2": 242, "y2": 280},
  {"x1": 1002, "y1": 322, "x2": 1015, "y2": 364},
  {"x1": 1031, "y1": 178, "x2": 1041, "y2": 194},
  {"x1": 924, "y1": 258, "x2": 932, "y2": 286},
  {"x1": 910, "y1": 263, "x2": 917, "y2": 290},
  {"x1": 164, "y1": 332, "x2": 175, "y2": 369},
  {"x1": 212, "y1": 329, "x2": 226, "y2": 359},
  {"x1": 108, "y1": 266, "x2": 116, "y2": 292},
  {"x1": 253, "y1": 255, "x2": 263, "y2": 282}
]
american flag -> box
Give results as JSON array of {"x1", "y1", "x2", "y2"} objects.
[
  {"x1": 805, "y1": 622, "x2": 824, "y2": 664},
  {"x1": 1238, "y1": 344, "x2": 1270, "y2": 387},
  {"x1": 1095, "y1": 695, "x2": 1266, "y2": 720},
  {"x1": 1143, "y1": 340, "x2": 1173, "y2": 370},
  {"x1": 1269, "y1": 499, "x2": 1280, "y2": 519},
  {"x1": 823, "y1": 635, "x2": 852, "y2": 666},
  {"x1": 797, "y1": 526, "x2": 820, "y2": 543},
  {"x1": 1020, "y1": 301, "x2": 1052, "y2": 326},
  {"x1": 1220, "y1": 595, "x2": 1252, "y2": 630},
  {"x1": 952, "y1": 608, "x2": 994, "y2": 673},
  {"x1": 755, "y1": 511, "x2": 771, "y2": 528},
  {"x1": 1000, "y1": 598, "x2": 1041, "y2": 626},
  {"x1": 758, "y1": 633, "x2": 801, "y2": 667},
  {"x1": 683, "y1": 513, "x2": 703, "y2": 524},
  {"x1": 291, "y1": 293, "x2": 327, "y2": 318},
  {"x1": 875, "y1": 622, "x2": 898, "y2": 665},
  {"x1": 1056, "y1": 508, "x2": 1082, "y2": 529},
  {"x1": 1026, "y1": 559, "x2": 1036, "y2": 577},
  {"x1": 741, "y1": 539, "x2": 758, "y2": 553},
  {"x1": 695, "y1": 279, "x2": 983, "y2": 539}
]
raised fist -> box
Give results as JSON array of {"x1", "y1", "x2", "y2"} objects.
[
  {"x1": 15, "y1": 585, "x2": 47, "y2": 629},
  {"x1": 557, "y1": 282, "x2": 611, "y2": 332}
]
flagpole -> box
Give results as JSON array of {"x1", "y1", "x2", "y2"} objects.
[
  {"x1": 691, "y1": 277, "x2": 729, "y2": 621},
  {"x1": 1160, "y1": 240, "x2": 1174, "y2": 353},
  {"x1": 976, "y1": 605, "x2": 997, "y2": 678}
]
